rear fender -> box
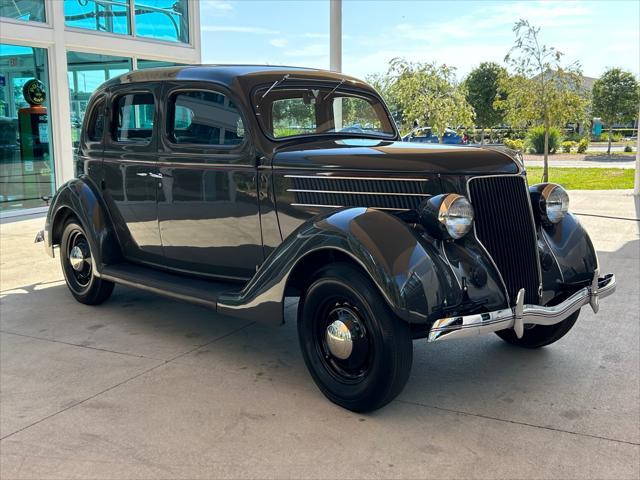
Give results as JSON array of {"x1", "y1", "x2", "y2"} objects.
[{"x1": 45, "y1": 177, "x2": 121, "y2": 269}]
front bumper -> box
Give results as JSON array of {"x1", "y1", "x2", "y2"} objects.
[{"x1": 428, "y1": 271, "x2": 616, "y2": 342}]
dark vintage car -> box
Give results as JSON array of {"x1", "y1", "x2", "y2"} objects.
[{"x1": 36, "y1": 65, "x2": 615, "y2": 412}]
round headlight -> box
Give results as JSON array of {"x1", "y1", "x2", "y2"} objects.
[
  {"x1": 439, "y1": 194, "x2": 474, "y2": 239},
  {"x1": 540, "y1": 183, "x2": 569, "y2": 224},
  {"x1": 420, "y1": 194, "x2": 474, "y2": 240}
]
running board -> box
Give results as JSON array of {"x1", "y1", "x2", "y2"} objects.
[{"x1": 100, "y1": 263, "x2": 240, "y2": 311}]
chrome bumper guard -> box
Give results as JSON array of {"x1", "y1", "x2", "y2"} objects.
[
  {"x1": 35, "y1": 229, "x2": 54, "y2": 258},
  {"x1": 428, "y1": 271, "x2": 616, "y2": 342}
]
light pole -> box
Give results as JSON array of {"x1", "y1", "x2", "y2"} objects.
[
  {"x1": 329, "y1": 0, "x2": 342, "y2": 128},
  {"x1": 330, "y1": 0, "x2": 342, "y2": 73}
]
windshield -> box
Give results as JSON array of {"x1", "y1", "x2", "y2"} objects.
[{"x1": 254, "y1": 85, "x2": 396, "y2": 140}]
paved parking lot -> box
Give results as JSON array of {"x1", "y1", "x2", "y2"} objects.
[{"x1": 1, "y1": 190, "x2": 638, "y2": 479}]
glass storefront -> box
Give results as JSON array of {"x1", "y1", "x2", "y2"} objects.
[
  {"x1": 135, "y1": 0, "x2": 189, "y2": 43},
  {"x1": 67, "y1": 51, "x2": 132, "y2": 149},
  {"x1": 0, "y1": 0, "x2": 46, "y2": 23},
  {"x1": 63, "y1": 0, "x2": 189, "y2": 43},
  {"x1": 1, "y1": 2, "x2": 199, "y2": 215},
  {"x1": 64, "y1": 0, "x2": 130, "y2": 35},
  {"x1": 0, "y1": 44, "x2": 55, "y2": 212}
]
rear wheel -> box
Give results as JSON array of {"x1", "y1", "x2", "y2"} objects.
[
  {"x1": 60, "y1": 220, "x2": 114, "y2": 305},
  {"x1": 297, "y1": 263, "x2": 413, "y2": 412},
  {"x1": 496, "y1": 310, "x2": 580, "y2": 348}
]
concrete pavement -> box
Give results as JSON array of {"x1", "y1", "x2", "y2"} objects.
[{"x1": 0, "y1": 191, "x2": 638, "y2": 479}]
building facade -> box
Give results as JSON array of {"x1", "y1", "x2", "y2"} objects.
[{"x1": 0, "y1": 0, "x2": 201, "y2": 216}]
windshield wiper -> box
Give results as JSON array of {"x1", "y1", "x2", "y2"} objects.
[
  {"x1": 322, "y1": 78, "x2": 346, "y2": 101},
  {"x1": 256, "y1": 74, "x2": 290, "y2": 110}
]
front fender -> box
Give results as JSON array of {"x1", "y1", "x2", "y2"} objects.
[
  {"x1": 45, "y1": 176, "x2": 121, "y2": 269},
  {"x1": 218, "y1": 207, "x2": 508, "y2": 326},
  {"x1": 541, "y1": 212, "x2": 599, "y2": 297}
]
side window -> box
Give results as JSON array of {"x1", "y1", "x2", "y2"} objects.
[
  {"x1": 271, "y1": 98, "x2": 316, "y2": 138},
  {"x1": 169, "y1": 90, "x2": 245, "y2": 146},
  {"x1": 113, "y1": 92, "x2": 155, "y2": 143},
  {"x1": 86, "y1": 99, "x2": 105, "y2": 142}
]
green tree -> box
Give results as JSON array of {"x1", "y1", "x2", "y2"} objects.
[
  {"x1": 497, "y1": 19, "x2": 588, "y2": 182},
  {"x1": 592, "y1": 68, "x2": 640, "y2": 154},
  {"x1": 464, "y1": 62, "x2": 507, "y2": 144},
  {"x1": 386, "y1": 58, "x2": 474, "y2": 137}
]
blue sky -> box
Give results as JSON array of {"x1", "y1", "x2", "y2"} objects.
[{"x1": 200, "y1": 0, "x2": 640, "y2": 81}]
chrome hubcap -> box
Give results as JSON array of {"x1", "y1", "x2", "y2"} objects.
[
  {"x1": 326, "y1": 319, "x2": 353, "y2": 360},
  {"x1": 324, "y1": 306, "x2": 366, "y2": 362},
  {"x1": 69, "y1": 246, "x2": 87, "y2": 271},
  {"x1": 66, "y1": 229, "x2": 92, "y2": 290}
]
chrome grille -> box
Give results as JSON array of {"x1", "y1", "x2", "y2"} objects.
[{"x1": 468, "y1": 175, "x2": 541, "y2": 305}]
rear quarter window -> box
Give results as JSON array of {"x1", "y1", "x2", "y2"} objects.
[
  {"x1": 113, "y1": 92, "x2": 155, "y2": 143},
  {"x1": 86, "y1": 98, "x2": 105, "y2": 142}
]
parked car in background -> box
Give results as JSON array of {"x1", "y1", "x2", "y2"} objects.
[
  {"x1": 37, "y1": 65, "x2": 615, "y2": 413},
  {"x1": 402, "y1": 126, "x2": 468, "y2": 144}
]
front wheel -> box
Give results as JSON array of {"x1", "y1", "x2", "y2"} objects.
[
  {"x1": 297, "y1": 263, "x2": 413, "y2": 412},
  {"x1": 60, "y1": 219, "x2": 114, "y2": 305},
  {"x1": 496, "y1": 310, "x2": 580, "y2": 348}
]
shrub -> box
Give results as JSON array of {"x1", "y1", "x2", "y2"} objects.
[
  {"x1": 526, "y1": 125, "x2": 561, "y2": 154},
  {"x1": 577, "y1": 137, "x2": 589, "y2": 153},
  {"x1": 610, "y1": 132, "x2": 623, "y2": 142},
  {"x1": 596, "y1": 132, "x2": 624, "y2": 142},
  {"x1": 624, "y1": 144, "x2": 633, "y2": 152},
  {"x1": 504, "y1": 138, "x2": 525, "y2": 151},
  {"x1": 564, "y1": 132, "x2": 583, "y2": 142},
  {"x1": 561, "y1": 141, "x2": 577, "y2": 153}
]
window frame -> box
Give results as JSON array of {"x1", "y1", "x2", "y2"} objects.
[
  {"x1": 163, "y1": 86, "x2": 249, "y2": 152},
  {"x1": 82, "y1": 95, "x2": 107, "y2": 145},
  {"x1": 109, "y1": 89, "x2": 157, "y2": 146}
]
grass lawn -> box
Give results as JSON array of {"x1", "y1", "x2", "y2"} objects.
[{"x1": 525, "y1": 167, "x2": 635, "y2": 190}]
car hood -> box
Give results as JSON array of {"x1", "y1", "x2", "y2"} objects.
[{"x1": 271, "y1": 138, "x2": 520, "y2": 175}]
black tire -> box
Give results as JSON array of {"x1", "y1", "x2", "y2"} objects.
[
  {"x1": 495, "y1": 310, "x2": 580, "y2": 348},
  {"x1": 297, "y1": 263, "x2": 413, "y2": 412},
  {"x1": 60, "y1": 219, "x2": 114, "y2": 305}
]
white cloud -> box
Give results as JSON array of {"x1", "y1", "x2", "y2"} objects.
[
  {"x1": 201, "y1": 26, "x2": 280, "y2": 35},
  {"x1": 304, "y1": 33, "x2": 329, "y2": 39},
  {"x1": 284, "y1": 43, "x2": 327, "y2": 58},
  {"x1": 200, "y1": 1, "x2": 234, "y2": 12},
  {"x1": 269, "y1": 38, "x2": 289, "y2": 48},
  {"x1": 394, "y1": 1, "x2": 593, "y2": 45}
]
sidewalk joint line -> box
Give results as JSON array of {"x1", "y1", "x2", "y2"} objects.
[
  {"x1": 0, "y1": 330, "x2": 159, "y2": 361},
  {"x1": 0, "y1": 321, "x2": 255, "y2": 442},
  {"x1": 397, "y1": 399, "x2": 640, "y2": 446}
]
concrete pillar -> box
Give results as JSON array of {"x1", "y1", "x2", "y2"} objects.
[
  {"x1": 329, "y1": 0, "x2": 342, "y2": 73},
  {"x1": 49, "y1": 0, "x2": 74, "y2": 184}
]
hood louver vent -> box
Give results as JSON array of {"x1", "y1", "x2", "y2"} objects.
[{"x1": 286, "y1": 175, "x2": 429, "y2": 211}]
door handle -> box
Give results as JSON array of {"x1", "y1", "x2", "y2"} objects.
[
  {"x1": 148, "y1": 172, "x2": 163, "y2": 179},
  {"x1": 136, "y1": 172, "x2": 148, "y2": 177}
]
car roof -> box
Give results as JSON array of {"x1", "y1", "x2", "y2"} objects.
[{"x1": 101, "y1": 64, "x2": 369, "y2": 93}]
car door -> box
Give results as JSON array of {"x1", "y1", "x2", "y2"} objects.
[
  {"x1": 157, "y1": 84, "x2": 262, "y2": 281},
  {"x1": 101, "y1": 85, "x2": 164, "y2": 264}
]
